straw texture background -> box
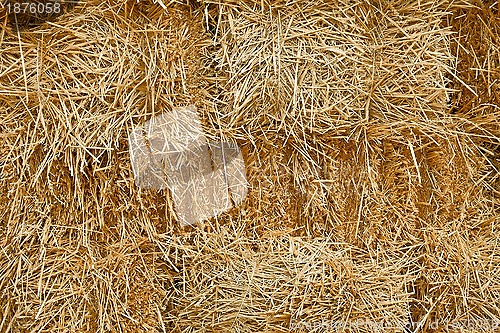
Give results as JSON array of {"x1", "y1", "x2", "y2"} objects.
[{"x1": 0, "y1": 0, "x2": 499, "y2": 332}]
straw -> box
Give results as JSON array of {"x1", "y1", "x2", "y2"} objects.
[{"x1": 0, "y1": 0, "x2": 499, "y2": 332}]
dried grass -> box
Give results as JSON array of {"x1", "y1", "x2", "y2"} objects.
[
  {"x1": 1, "y1": 0, "x2": 211, "y2": 331},
  {"x1": 0, "y1": 0, "x2": 499, "y2": 332}
]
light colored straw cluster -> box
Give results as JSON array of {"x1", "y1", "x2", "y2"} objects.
[
  {"x1": 0, "y1": 0, "x2": 499, "y2": 332},
  {"x1": 206, "y1": 0, "x2": 453, "y2": 137}
]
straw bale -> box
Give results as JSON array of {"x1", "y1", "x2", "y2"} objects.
[
  {"x1": 203, "y1": 0, "x2": 453, "y2": 139},
  {"x1": 447, "y1": 0, "x2": 500, "y2": 181},
  {"x1": 199, "y1": 0, "x2": 462, "y2": 239},
  {"x1": 405, "y1": 1, "x2": 500, "y2": 329},
  {"x1": 166, "y1": 231, "x2": 417, "y2": 332},
  {"x1": 0, "y1": 237, "x2": 175, "y2": 332},
  {"x1": 0, "y1": 0, "x2": 211, "y2": 229},
  {"x1": 0, "y1": 0, "x2": 499, "y2": 332},
  {"x1": 0, "y1": 0, "x2": 212, "y2": 331}
]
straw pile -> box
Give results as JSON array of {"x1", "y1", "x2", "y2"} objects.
[
  {"x1": 0, "y1": 0, "x2": 499, "y2": 332},
  {"x1": 1, "y1": 0, "x2": 213, "y2": 331}
]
